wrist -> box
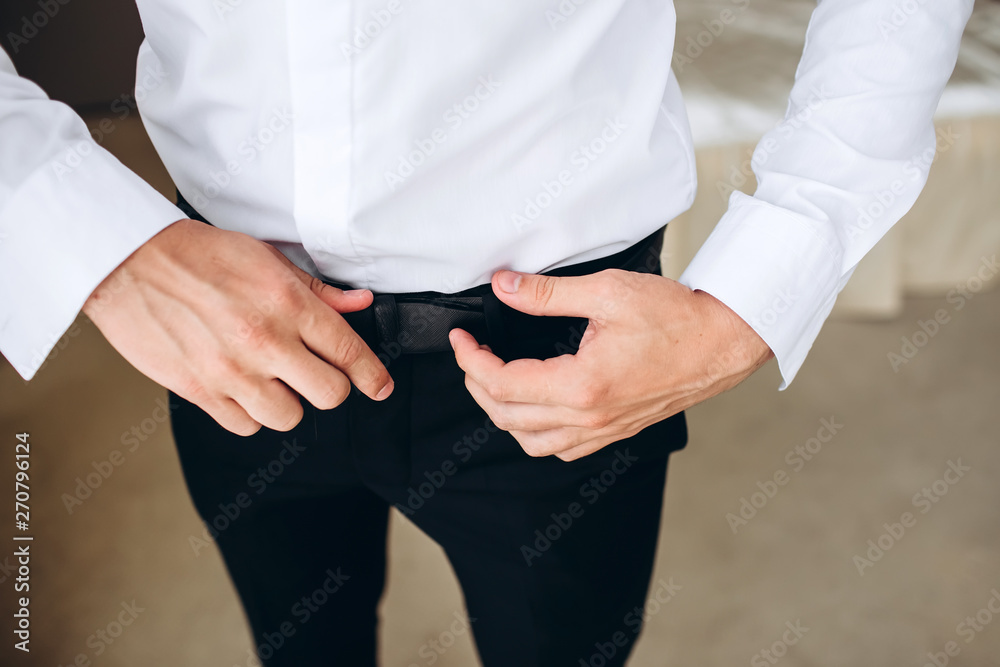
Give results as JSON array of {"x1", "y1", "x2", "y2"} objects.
[
  {"x1": 692, "y1": 288, "x2": 774, "y2": 375},
  {"x1": 82, "y1": 218, "x2": 193, "y2": 319}
]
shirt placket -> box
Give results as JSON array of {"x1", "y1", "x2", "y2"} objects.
[{"x1": 285, "y1": 0, "x2": 365, "y2": 285}]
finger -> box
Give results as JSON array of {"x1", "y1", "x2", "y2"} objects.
[
  {"x1": 490, "y1": 269, "x2": 620, "y2": 319},
  {"x1": 198, "y1": 396, "x2": 263, "y2": 437},
  {"x1": 300, "y1": 306, "x2": 393, "y2": 401},
  {"x1": 263, "y1": 243, "x2": 374, "y2": 313},
  {"x1": 464, "y1": 375, "x2": 587, "y2": 432},
  {"x1": 274, "y1": 345, "x2": 353, "y2": 411},
  {"x1": 231, "y1": 376, "x2": 306, "y2": 432},
  {"x1": 554, "y1": 437, "x2": 616, "y2": 462},
  {"x1": 308, "y1": 279, "x2": 374, "y2": 314},
  {"x1": 508, "y1": 426, "x2": 587, "y2": 458},
  {"x1": 449, "y1": 328, "x2": 574, "y2": 405},
  {"x1": 552, "y1": 421, "x2": 652, "y2": 461}
]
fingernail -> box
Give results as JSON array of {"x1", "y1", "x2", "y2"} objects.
[
  {"x1": 497, "y1": 271, "x2": 521, "y2": 294},
  {"x1": 375, "y1": 380, "x2": 394, "y2": 401},
  {"x1": 344, "y1": 289, "x2": 370, "y2": 297}
]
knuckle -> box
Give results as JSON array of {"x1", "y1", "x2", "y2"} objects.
[
  {"x1": 233, "y1": 420, "x2": 262, "y2": 437},
  {"x1": 179, "y1": 377, "x2": 211, "y2": 404},
  {"x1": 484, "y1": 377, "x2": 508, "y2": 402},
  {"x1": 520, "y1": 438, "x2": 550, "y2": 458},
  {"x1": 257, "y1": 282, "x2": 300, "y2": 319},
  {"x1": 331, "y1": 333, "x2": 365, "y2": 368},
  {"x1": 595, "y1": 271, "x2": 627, "y2": 307},
  {"x1": 267, "y1": 282, "x2": 298, "y2": 309},
  {"x1": 240, "y1": 318, "x2": 280, "y2": 353},
  {"x1": 593, "y1": 269, "x2": 619, "y2": 293},
  {"x1": 211, "y1": 353, "x2": 245, "y2": 383},
  {"x1": 571, "y1": 382, "x2": 605, "y2": 410},
  {"x1": 308, "y1": 276, "x2": 328, "y2": 296},
  {"x1": 315, "y1": 379, "x2": 351, "y2": 410},
  {"x1": 519, "y1": 431, "x2": 571, "y2": 458},
  {"x1": 582, "y1": 411, "x2": 612, "y2": 430},
  {"x1": 490, "y1": 408, "x2": 515, "y2": 432},
  {"x1": 552, "y1": 431, "x2": 577, "y2": 452},
  {"x1": 306, "y1": 278, "x2": 338, "y2": 305},
  {"x1": 274, "y1": 407, "x2": 303, "y2": 432},
  {"x1": 531, "y1": 276, "x2": 557, "y2": 309}
]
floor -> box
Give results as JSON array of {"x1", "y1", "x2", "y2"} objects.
[{"x1": 0, "y1": 115, "x2": 998, "y2": 667}]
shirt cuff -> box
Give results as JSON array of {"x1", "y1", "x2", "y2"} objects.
[
  {"x1": 678, "y1": 190, "x2": 847, "y2": 389},
  {"x1": 0, "y1": 144, "x2": 186, "y2": 380}
]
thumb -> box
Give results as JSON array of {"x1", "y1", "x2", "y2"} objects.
[
  {"x1": 265, "y1": 244, "x2": 374, "y2": 313},
  {"x1": 309, "y1": 281, "x2": 374, "y2": 314},
  {"x1": 491, "y1": 270, "x2": 608, "y2": 318}
]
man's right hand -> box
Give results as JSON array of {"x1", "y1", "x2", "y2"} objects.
[{"x1": 82, "y1": 218, "x2": 393, "y2": 436}]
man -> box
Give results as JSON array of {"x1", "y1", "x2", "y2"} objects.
[{"x1": 0, "y1": 1, "x2": 972, "y2": 664}]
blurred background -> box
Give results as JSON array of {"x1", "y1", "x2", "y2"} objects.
[{"x1": 0, "y1": 0, "x2": 998, "y2": 665}]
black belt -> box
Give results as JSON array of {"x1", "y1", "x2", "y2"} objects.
[
  {"x1": 336, "y1": 228, "x2": 665, "y2": 364},
  {"x1": 175, "y1": 189, "x2": 664, "y2": 363}
]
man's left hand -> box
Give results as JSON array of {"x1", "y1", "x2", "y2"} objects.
[{"x1": 449, "y1": 268, "x2": 774, "y2": 461}]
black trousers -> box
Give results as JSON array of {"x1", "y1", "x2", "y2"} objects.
[{"x1": 169, "y1": 202, "x2": 688, "y2": 666}]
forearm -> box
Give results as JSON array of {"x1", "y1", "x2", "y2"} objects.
[
  {"x1": 681, "y1": 0, "x2": 974, "y2": 387},
  {"x1": 0, "y1": 49, "x2": 185, "y2": 379}
]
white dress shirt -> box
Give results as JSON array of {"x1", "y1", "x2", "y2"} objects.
[{"x1": 0, "y1": 0, "x2": 972, "y2": 385}]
